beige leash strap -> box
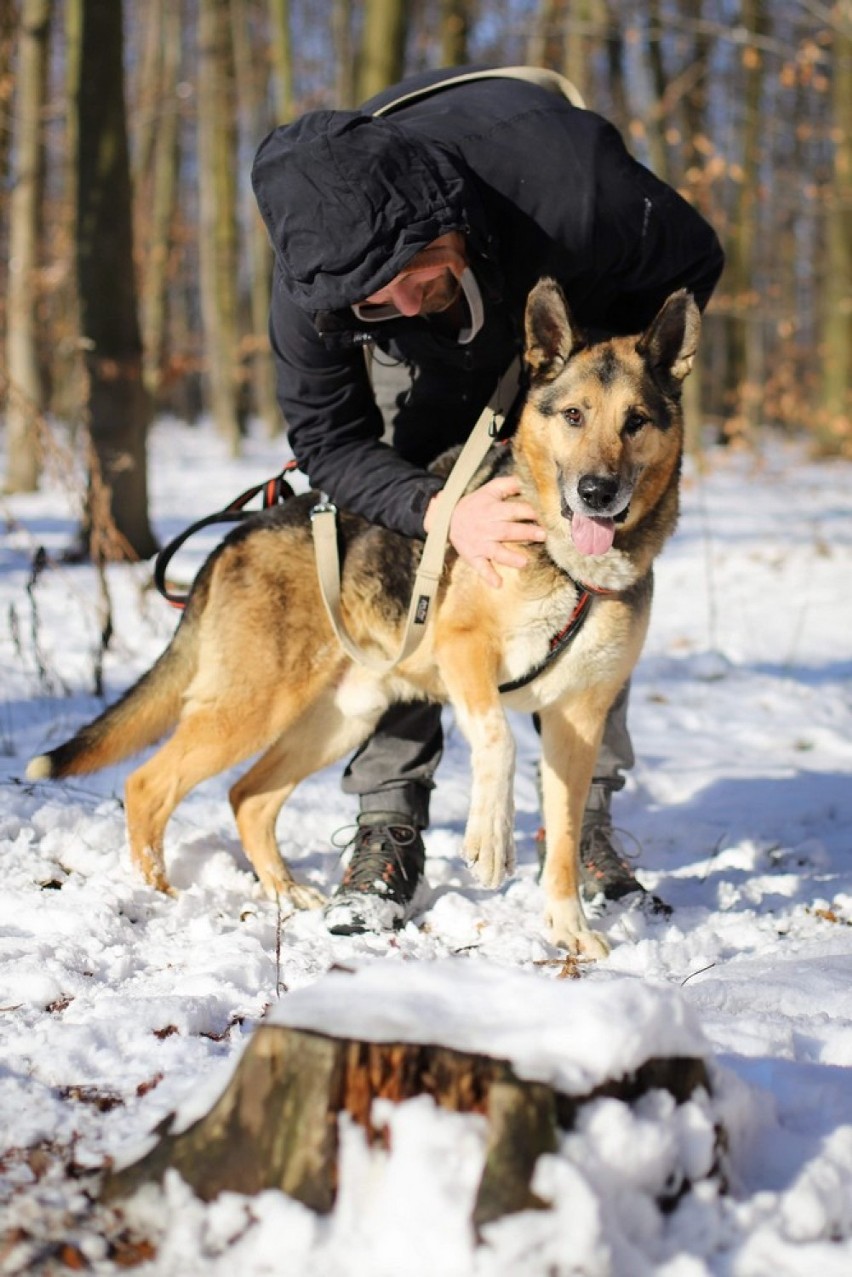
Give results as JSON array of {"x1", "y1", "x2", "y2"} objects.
[
  {"x1": 372, "y1": 65, "x2": 586, "y2": 116},
  {"x1": 311, "y1": 359, "x2": 521, "y2": 672}
]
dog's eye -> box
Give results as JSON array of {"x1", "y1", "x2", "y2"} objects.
[
  {"x1": 624, "y1": 411, "x2": 648, "y2": 436},
  {"x1": 561, "y1": 406, "x2": 584, "y2": 428}
]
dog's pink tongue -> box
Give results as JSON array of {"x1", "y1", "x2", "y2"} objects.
[{"x1": 571, "y1": 513, "x2": 616, "y2": 556}]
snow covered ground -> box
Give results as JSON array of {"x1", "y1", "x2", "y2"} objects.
[{"x1": 1, "y1": 417, "x2": 851, "y2": 1275}]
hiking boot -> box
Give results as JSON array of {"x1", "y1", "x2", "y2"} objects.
[
  {"x1": 324, "y1": 812, "x2": 426, "y2": 936},
  {"x1": 579, "y1": 810, "x2": 645, "y2": 902},
  {"x1": 580, "y1": 808, "x2": 671, "y2": 914}
]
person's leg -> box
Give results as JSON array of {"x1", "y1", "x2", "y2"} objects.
[
  {"x1": 326, "y1": 356, "x2": 450, "y2": 933},
  {"x1": 587, "y1": 679, "x2": 634, "y2": 811},
  {"x1": 341, "y1": 701, "x2": 443, "y2": 829},
  {"x1": 577, "y1": 684, "x2": 667, "y2": 910},
  {"x1": 342, "y1": 354, "x2": 448, "y2": 831},
  {"x1": 324, "y1": 701, "x2": 441, "y2": 935},
  {"x1": 579, "y1": 682, "x2": 644, "y2": 901}
]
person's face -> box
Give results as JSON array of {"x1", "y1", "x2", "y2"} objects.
[
  {"x1": 362, "y1": 265, "x2": 459, "y2": 317},
  {"x1": 354, "y1": 232, "x2": 467, "y2": 320}
]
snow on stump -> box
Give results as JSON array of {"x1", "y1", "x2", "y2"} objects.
[{"x1": 103, "y1": 961, "x2": 719, "y2": 1229}]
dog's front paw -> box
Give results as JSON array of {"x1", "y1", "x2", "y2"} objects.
[
  {"x1": 462, "y1": 810, "x2": 516, "y2": 890},
  {"x1": 546, "y1": 896, "x2": 610, "y2": 958}
]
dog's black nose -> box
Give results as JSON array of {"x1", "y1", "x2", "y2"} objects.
[{"x1": 577, "y1": 474, "x2": 620, "y2": 511}]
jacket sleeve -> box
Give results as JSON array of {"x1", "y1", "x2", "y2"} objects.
[{"x1": 269, "y1": 272, "x2": 444, "y2": 539}]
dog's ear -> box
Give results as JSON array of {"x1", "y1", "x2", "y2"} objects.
[
  {"x1": 636, "y1": 289, "x2": 701, "y2": 382},
  {"x1": 524, "y1": 278, "x2": 586, "y2": 381}
]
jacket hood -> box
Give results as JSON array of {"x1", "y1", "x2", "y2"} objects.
[{"x1": 251, "y1": 111, "x2": 470, "y2": 312}]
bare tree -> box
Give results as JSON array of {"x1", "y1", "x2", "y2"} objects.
[
  {"x1": 268, "y1": 0, "x2": 294, "y2": 120},
  {"x1": 527, "y1": 0, "x2": 569, "y2": 71},
  {"x1": 136, "y1": 0, "x2": 183, "y2": 406},
  {"x1": 4, "y1": 0, "x2": 50, "y2": 494},
  {"x1": 355, "y1": 0, "x2": 408, "y2": 102},
  {"x1": 817, "y1": 15, "x2": 852, "y2": 450},
  {"x1": 197, "y1": 0, "x2": 242, "y2": 452},
  {"x1": 723, "y1": 0, "x2": 769, "y2": 438},
  {"x1": 440, "y1": 0, "x2": 470, "y2": 66},
  {"x1": 599, "y1": 0, "x2": 629, "y2": 129},
  {"x1": 71, "y1": 0, "x2": 157, "y2": 560},
  {"x1": 0, "y1": 2, "x2": 17, "y2": 296},
  {"x1": 563, "y1": 0, "x2": 602, "y2": 103},
  {"x1": 234, "y1": 0, "x2": 281, "y2": 436},
  {"x1": 333, "y1": 0, "x2": 356, "y2": 107}
]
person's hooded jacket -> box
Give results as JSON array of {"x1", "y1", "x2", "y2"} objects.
[{"x1": 251, "y1": 67, "x2": 724, "y2": 539}]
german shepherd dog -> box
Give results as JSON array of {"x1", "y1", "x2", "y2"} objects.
[{"x1": 27, "y1": 279, "x2": 699, "y2": 957}]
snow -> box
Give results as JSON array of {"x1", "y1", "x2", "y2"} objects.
[{"x1": 1, "y1": 417, "x2": 852, "y2": 1274}]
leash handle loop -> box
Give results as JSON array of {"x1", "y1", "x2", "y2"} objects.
[{"x1": 154, "y1": 462, "x2": 298, "y2": 611}]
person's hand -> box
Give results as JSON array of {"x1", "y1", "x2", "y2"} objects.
[{"x1": 424, "y1": 476, "x2": 546, "y2": 588}]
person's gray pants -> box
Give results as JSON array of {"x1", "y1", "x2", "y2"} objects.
[
  {"x1": 344, "y1": 685, "x2": 634, "y2": 826},
  {"x1": 342, "y1": 354, "x2": 635, "y2": 826}
]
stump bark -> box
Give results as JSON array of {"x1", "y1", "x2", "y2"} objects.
[{"x1": 103, "y1": 1023, "x2": 711, "y2": 1226}]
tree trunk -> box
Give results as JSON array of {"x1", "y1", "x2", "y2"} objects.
[
  {"x1": 139, "y1": 0, "x2": 182, "y2": 406},
  {"x1": 4, "y1": 0, "x2": 50, "y2": 494},
  {"x1": 197, "y1": 0, "x2": 242, "y2": 453},
  {"x1": 563, "y1": 0, "x2": 600, "y2": 105},
  {"x1": 130, "y1": 0, "x2": 164, "y2": 192},
  {"x1": 73, "y1": 0, "x2": 157, "y2": 560},
  {"x1": 817, "y1": 21, "x2": 852, "y2": 452},
  {"x1": 440, "y1": 0, "x2": 469, "y2": 67},
  {"x1": 355, "y1": 0, "x2": 408, "y2": 104},
  {"x1": 103, "y1": 1023, "x2": 714, "y2": 1228},
  {"x1": 0, "y1": 3, "x2": 14, "y2": 186},
  {"x1": 672, "y1": 5, "x2": 718, "y2": 451},
  {"x1": 526, "y1": 0, "x2": 565, "y2": 71},
  {"x1": 332, "y1": 0, "x2": 355, "y2": 108},
  {"x1": 233, "y1": 0, "x2": 281, "y2": 437},
  {"x1": 600, "y1": 0, "x2": 629, "y2": 131},
  {"x1": 636, "y1": 0, "x2": 670, "y2": 182},
  {"x1": 723, "y1": 1, "x2": 768, "y2": 441},
  {"x1": 0, "y1": 0, "x2": 18, "y2": 351},
  {"x1": 267, "y1": 0, "x2": 294, "y2": 122}
]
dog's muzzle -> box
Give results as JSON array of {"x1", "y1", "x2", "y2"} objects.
[{"x1": 559, "y1": 470, "x2": 632, "y2": 557}]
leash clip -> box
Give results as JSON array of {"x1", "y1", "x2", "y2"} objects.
[{"x1": 310, "y1": 495, "x2": 338, "y2": 520}]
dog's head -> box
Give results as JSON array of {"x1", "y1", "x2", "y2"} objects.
[{"x1": 519, "y1": 278, "x2": 700, "y2": 560}]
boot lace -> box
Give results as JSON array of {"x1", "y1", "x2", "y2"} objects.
[{"x1": 332, "y1": 820, "x2": 423, "y2": 903}]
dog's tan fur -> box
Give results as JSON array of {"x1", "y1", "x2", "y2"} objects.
[{"x1": 27, "y1": 280, "x2": 699, "y2": 956}]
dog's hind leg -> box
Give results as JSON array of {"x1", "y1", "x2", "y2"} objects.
[
  {"x1": 124, "y1": 703, "x2": 280, "y2": 893},
  {"x1": 230, "y1": 697, "x2": 383, "y2": 908}
]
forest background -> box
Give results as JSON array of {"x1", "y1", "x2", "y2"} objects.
[{"x1": 1, "y1": 0, "x2": 850, "y2": 558}]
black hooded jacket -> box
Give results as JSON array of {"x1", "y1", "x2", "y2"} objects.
[{"x1": 251, "y1": 67, "x2": 724, "y2": 539}]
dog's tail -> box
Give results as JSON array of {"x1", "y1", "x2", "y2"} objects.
[{"x1": 26, "y1": 598, "x2": 202, "y2": 782}]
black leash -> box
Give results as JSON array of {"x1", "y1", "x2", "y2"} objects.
[{"x1": 153, "y1": 463, "x2": 298, "y2": 610}]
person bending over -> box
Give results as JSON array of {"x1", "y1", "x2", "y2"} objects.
[{"x1": 251, "y1": 66, "x2": 724, "y2": 934}]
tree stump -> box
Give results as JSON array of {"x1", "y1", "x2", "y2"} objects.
[{"x1": 103, "y1": 1024, "x2": 711, "y2": 1227}]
